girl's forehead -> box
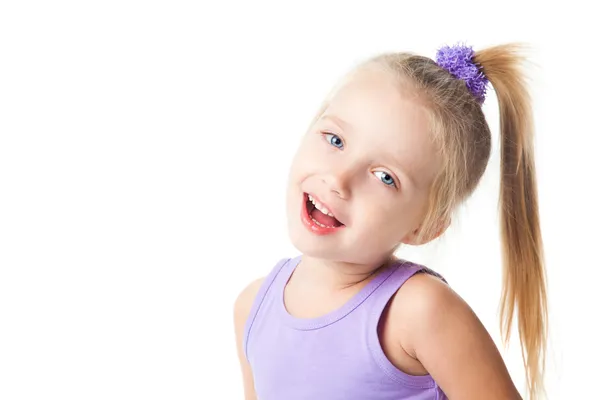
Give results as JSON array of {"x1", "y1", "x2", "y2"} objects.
[
  {"x1": 327, "y1": 69, "x2": 424, "y2": 128},
  {"x1": 325, "y1": 70, "x2": 429, "y2": 141}
]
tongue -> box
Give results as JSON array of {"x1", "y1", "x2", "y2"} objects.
[{"x1": 310, "y1": 207, "x2": 340, "y2": 227}]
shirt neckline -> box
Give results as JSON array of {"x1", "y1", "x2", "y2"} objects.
[{"x1": 277, "y1": 256, "x2": 401, "y2": 330}]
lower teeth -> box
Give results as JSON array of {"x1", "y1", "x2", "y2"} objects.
[{"x1": 311, "y1": 215, "x2": 335, "y2": 228}]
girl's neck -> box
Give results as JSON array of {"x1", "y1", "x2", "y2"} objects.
[{"x1": 294, "y1": 254, "x2": 395, "y2": 292}]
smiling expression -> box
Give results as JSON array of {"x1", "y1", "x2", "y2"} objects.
[{"x1": 286, "y1": 66, "x2": 443, "y2": 266}]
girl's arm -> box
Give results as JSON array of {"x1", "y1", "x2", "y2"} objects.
[
  {"x1": 233, "y1": 277, "x2": 264, "y2": 400},
  {"x1": 391, "y1": 272, "x2": 523, "y2": 399}
]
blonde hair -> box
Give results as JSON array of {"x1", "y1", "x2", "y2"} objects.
[{"x1": 309, "y1": 43, "x2": 548, "y2": 399}]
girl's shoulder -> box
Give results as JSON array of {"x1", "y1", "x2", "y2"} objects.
[
  {"x1": 234, "y1": 275, "x2": 266, "y2": 337},
  {"x1": 385, "y1": 270, "x2": 469, "y2": 359},
  {"x1": 378, "y1": 270, "x2": 452, "y2": 374},
  {"x1": 383, "y1": 270, "x2": 520, "y2": 397}
]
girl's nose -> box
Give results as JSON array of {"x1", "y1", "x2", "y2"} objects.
[{"x1": 321, "y1": 167, "x2": 353, "y2": 200}]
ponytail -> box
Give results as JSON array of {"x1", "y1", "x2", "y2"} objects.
[{"x1": 475, "y1": 44, "x2": 548, "y2": 399}]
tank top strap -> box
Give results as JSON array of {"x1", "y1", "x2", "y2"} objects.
[
  {"x1": 242, "y1": 256, "x2": 300, "y2": 360},
  {"x1": 366, "y1": 259, "x2": 448, "y2": 318},
  {"x1": 363, "y1": 259, "x2": 448, "y2": 387},
  {"x1": 366, "y1": 260, "x2": 423, "y2": 313}
]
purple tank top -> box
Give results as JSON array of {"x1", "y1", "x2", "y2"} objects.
[{"x1": 243, "y1": 255, "x2": 448, "y2": 400}]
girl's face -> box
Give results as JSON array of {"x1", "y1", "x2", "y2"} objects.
[{"x1": 286, "y1": 67, "x2": 442, "y2": 266}]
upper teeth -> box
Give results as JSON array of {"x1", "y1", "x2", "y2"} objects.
[{"x1": 308, "y1": 194, "x2": 335, "y2": 217}]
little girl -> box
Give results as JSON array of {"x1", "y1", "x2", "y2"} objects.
[{"x1": 234, "y1": 42, "x2": 547, "y2": 400}]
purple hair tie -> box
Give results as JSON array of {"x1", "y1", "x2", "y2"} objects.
[{"x1": 435, "y1": 43, "x2": 489, "y2": 104}]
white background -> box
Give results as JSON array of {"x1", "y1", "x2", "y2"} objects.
[{"x1": 1, "y1": 1, "x2": 598, "y2": 399}]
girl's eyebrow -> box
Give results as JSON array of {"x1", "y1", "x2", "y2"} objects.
[{"x1": 321, "y1": 114, "x2": 353, "y2": 133}]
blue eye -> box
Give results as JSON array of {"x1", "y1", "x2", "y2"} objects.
[
  {"x1": 374, "y1": 171, "x2": 396, "y2": 187},
  {"x1": 324, "y1": 133, "x2": 344, "y2": 149}
]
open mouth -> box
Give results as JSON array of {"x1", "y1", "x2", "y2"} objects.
[{"x1": 302, "y1": 193, "x2": 344, "y2": 231}]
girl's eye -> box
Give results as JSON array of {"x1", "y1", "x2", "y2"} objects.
[
  {"x1": 323, "y1": 133, "x2": 344, "y2": 149},
  {"x1": 374, "y1": 171, "x2": 396, "y2": 188}
]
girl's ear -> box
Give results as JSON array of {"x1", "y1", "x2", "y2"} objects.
[{"x1": 401, "y1": 218, "x2": 451, "y2": 245}]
